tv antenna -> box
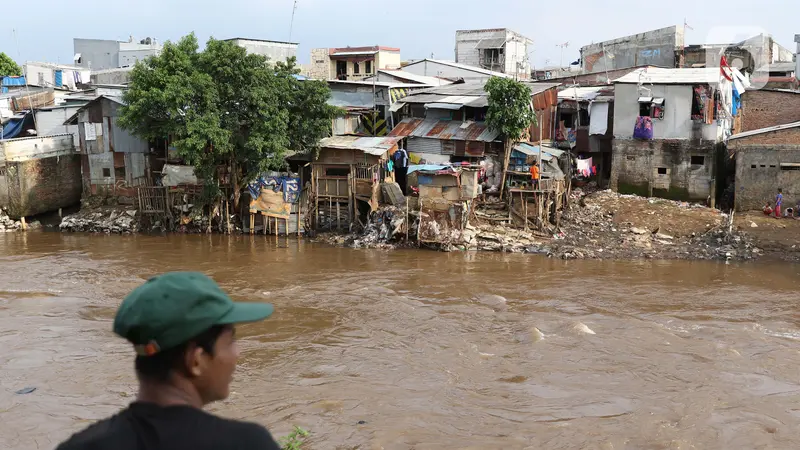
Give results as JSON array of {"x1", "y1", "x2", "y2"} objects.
[{"x1": 289, "y1": 0, "x2": 299, "y2": 41}]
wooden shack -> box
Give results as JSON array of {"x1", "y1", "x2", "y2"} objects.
[{"x1": 310, "y1": 136, "x2": 402, "y2": 230}]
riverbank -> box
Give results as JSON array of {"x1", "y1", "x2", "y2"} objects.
[
  {"x1": 53, "y1": 190, "x2": 800, "y2": 263},
  {"x1": 320, "y1": 188, "x2": 800, "y2": 263}
]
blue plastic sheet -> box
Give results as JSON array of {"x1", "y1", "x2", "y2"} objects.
[{"x1": 1, "y1": 116, "x2": 26, "y2": 139}]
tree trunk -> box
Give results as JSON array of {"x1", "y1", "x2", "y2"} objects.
[
  {"x1": 499, "y1": 138, "x2": 513, "y2": 199},
  {"x1": 231, "y1": 158, "x2": 240, "y2": 210}
]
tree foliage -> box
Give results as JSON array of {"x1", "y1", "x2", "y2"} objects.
[
  {"x1": 0, "y1": 52, "x2": 22, "y2": 77},
  {"x1": 484, "y1": 77, "x2": 537, "y2": 142},
  {"x1": 119, "y1": 34, "x2": 339, "y2": 207}
]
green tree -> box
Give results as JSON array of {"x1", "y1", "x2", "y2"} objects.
[
  {"x1": 119, "y1": 34, "x2": 338, "y2": 208},
  {"x1": 0, "y1": 52, "x2": 22, "y2": 77},
  {"x1": 484, "y1": 77, "x2": 537, "y2": 197}
]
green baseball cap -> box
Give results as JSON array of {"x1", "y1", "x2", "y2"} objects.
[{"x1": 113, "y1": 271, "x2": 274, "y2": 356}]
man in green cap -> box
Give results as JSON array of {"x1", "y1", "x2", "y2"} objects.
[{"x1": 56, "y1": 271, "x2": 281, "y2": 450}]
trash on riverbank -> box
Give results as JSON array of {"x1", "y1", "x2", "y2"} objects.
[
  {"x1": 60, "y1": 208, "x2": 139, "y2": 234},
  {"x1": 0, "y1": 208, "x2": 24, "y2": 232}
]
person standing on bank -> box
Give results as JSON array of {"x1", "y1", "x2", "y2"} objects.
[
  {"x1": 56, "y1": 272, "x2": 281, "y2": 450},
  {"x1": 393, "y1": 146, "x2": 410, "y2": 195},
  {"x1": 775, "y1": 188, "x2": 783, "y2": 219}
]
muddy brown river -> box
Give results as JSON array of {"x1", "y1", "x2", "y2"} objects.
[{"x1": 1, "y1": 232, "x2": 800, "y2": 449}]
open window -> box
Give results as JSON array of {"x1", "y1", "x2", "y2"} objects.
[
  {"x1": 638, "y1": 96, "x2": 652, "y2": 117},
  {"x1": 690, "y1": 155, "x2": 705, "y2": 167},
  {"x1": 353, "y1": 62, "x2": 360, "y2": 74},
  {"x1": 365, "y1": 60, "x2": 372, "y2": 74},
  {"x1": 639, "y1": 96, "x2": 665, "y2": 119}
]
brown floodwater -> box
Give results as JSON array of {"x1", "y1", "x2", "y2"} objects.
[{"x1": 1, "y1": 232, "x2": 800, "y2": 449}]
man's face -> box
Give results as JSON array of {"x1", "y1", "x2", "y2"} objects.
[{"x1": 190, "y1": 327, "x2": 240, "y2": 405}]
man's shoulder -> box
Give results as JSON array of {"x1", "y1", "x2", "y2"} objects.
[{"x1": 56, "y1": 406, "x2": 280, "y2": 450}]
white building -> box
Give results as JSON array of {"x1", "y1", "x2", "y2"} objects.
[
  {"x1": 454, "y1": 28, "x2": 533, "y2": 80},
  {"x1": 223, "y1": 38, "x2": 298, "y2": 63},
  {"x1": 23, "y1": 62, "x2": 91, "y2": 90},
  {"x1": 74, "y1": 37, "x2": 162, "y2": 70}
]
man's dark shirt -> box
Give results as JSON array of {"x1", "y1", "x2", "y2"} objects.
[{"x1": 56, "y1": 402, "x2": 281, "y2": 450}]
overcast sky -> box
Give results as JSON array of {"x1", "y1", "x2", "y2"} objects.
[{"x1": 2, "y1": 0, "x2": 796, "y2": 68}]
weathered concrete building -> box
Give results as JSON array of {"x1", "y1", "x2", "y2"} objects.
[
  {"x1": 610, "y1": 68, "x2": 738, "y2": 201},
  {"x1": 0, "y1": 134, "x2": 81, "y2": 218},
  {"x1": 728, "y1": 122, "x2": 800, "y2": 211},
  {"x1": 309, "y1": 46, "x2": 401, "y2": 81},
  {"x1": 581, "y1": 26, "x2": 684, "y2": 74},
  {"x1": 454, "y1": 28, "x2": 533, "y2": 80},
  {"x1": 401, "y1": 59, "x2": 511, "y2": 82},
  {"x1": 224, "y1": 38, "x2": 298, "y2": 62},
  {"x1": 74, "y1": 37, "x2": 162, "y2": 70},
  {"x1": 90, "y1": 67, "x2": 133, "y2": 85},
  {"x1": 683, "y1": 34, "x2": 794, "y2": 73}
]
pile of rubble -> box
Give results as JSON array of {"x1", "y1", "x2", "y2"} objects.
[
  {"x1": 0, "y1": 208, "x2": 23, "y2": 232},
  {"x1": 60, "y1": 208, "x2": 139, "y2": 234},
  {"x1": 549, "y1": 189, "x2": 758, "y2": 261}
]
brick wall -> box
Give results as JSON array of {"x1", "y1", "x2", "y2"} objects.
[
  {"x1": 731, "y1": 126, "x2": 800, "y2": 146},
  {"x1": 610, "y1": 139, "x2": 716, "y2": 201},
  {"x1": 740, "y1": 91, "x2": 800, "y2": 132},
  {"x1": 6, "y1": 154, "x2": 82, "y2": 218}
]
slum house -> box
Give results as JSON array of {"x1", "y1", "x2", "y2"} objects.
[
  {"x1": 309, "y1": 46, "x2": 401, "y2": 81},
  {"x1": 0, "y1": 134, "x2": 81, "y2": 218},
  {"x1": 400, "y1": 59, "x2": 513, "y2": 82},
  {"x1": 610, "y1": 67, "x2": 744, "y2": 202},
  {"x1": 389, "y1": 81, "x2": 560, "y2": 190},
  {"x1": 505, "y1": 143, "x2": 567, "y2": 229},
  {"x1": 728, "y1": 121, "x2": 800, "y2": 212},
  {"x1": 412, "y1": 165, "x2": 481, "y2": 243},
  {"x1": 310, "y1": 135, "x2": 402, "y2": 230},
  {"x1": 327, "y1": 80, "x2": 434, "y2": 135},
  {"x1": 64, "y1": 95, "x2": 149, "y2": 201},
  {"x1": 556, "y1": 86, "x2": 614, "y2": 187}
]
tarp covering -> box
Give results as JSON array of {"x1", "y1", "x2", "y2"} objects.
[
  {"x1": 407, "y1": 164, "x2": 449, "y2": 175},
  {"x1": 1, "y1": 76, "x2": 26, "y2": 86},
  {"x1": 161, "y1": 164, "x2": 198, "y2": 186},
  {"x1": 248, "y1": 175, "x2": 300, "y2": 217},
  {"x1": 1, "y1": 114, "x2": 28, "y2": 139}
]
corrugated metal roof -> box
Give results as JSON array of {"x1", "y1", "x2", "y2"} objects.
[
  {"x1": 613, "y1": 67, "x2": 742, "y2": 84},
  {"x1": 375, "y1": 70, "x2": 454, "y2": 86},
  {"x1": 558, "y1": 86, "x2": 612, "y2": 101},
  {"x1": 397, "y1": 81, "x2": 560, "y2": 108},
  {"x1": 514, "y1": 142, "x2": 565, "y2": 159},
  {"x1": 402, "y1": 59, "x2": 513, "y2": 78},
  {"x1": 475, "y1": 38, "x2": 507, "y2": 49},
  {"x1": 318, "y1": 136, "x2": 402, "y2": 155},
  {"x1": 728, "y1": 121, "x2": 800, "y2": 141},
  {"x1": 388, "y1": 118, "x2": 500, "y2": 142}
]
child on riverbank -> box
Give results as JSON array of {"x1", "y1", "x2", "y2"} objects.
[{"x1": 776, "y1": 189, "x2": 783, "y2": 219}]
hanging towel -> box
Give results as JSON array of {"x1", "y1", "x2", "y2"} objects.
[{"x1": 589, "y1": 102, "x2": 609, "y2": 135}]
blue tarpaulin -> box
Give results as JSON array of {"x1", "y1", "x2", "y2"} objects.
[
  {"x1": 1, "y1": 76, "x2": 26, "y2": 86},
  {"x1": 407, "y1": 164, "x2": 449, "y2": 175},
  {"x1": 55, "y1": 70, "x2": 63, "y2": 87},
  {"x1": 1, "y1": 116, "x2": 26, "y2": 139}
]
